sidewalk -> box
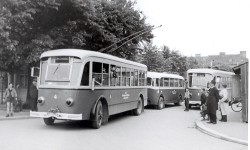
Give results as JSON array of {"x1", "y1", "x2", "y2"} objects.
[
  {"x1": 0, "y1": 104, "x2": 31, "y2": 120},
  {"x1": 195, "y1": 104, "x2": 248, "y2": 146}
]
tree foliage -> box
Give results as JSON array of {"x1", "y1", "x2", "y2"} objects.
[
  {"x1": 0, "y1": 0, "x2": 153, "y2": 72},
  {"x1": 138, "y1": 44, "x2": 188, "y2": 76}
]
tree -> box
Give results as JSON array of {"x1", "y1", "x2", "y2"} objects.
[
  {"x1": 137, "y1": 42, "x2": 164, "y2": 71},
  {"x1": 0, "y1": 0, "x2": 153, "y2": 73}
]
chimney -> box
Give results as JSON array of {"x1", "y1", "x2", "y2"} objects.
[{"x1": 240, "y1": 51, "x2": 246, "y2": 58}]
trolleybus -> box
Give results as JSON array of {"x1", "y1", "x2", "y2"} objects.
[
  {"x1": 187, "y1": 68, "x2": 235, "y2": 108},
  {"x1": 147, "y1": 72, "x2": 185, "y2": 109},
  {"x1": 30, "y1": 49, "x2": 147, "y2": 129}
]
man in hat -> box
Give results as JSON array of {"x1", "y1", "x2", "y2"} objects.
[
  {"x1": 219, "y1": 84, "x2": 228, "y2": 122},
  {"x1": 206, "y1": 80, "x2": 220, "y2": 124},
  {"x1": 29, "y1": 78, "x2": 38, "y2": 111}
]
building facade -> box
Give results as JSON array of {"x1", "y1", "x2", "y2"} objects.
[{"x1": 194, "y1": 51, "x2": 248, "y2": 70}]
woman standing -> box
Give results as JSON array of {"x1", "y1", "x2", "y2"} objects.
[
  {"x1": 219, "y1": 84, "x2": 228, "y2": 122},
  {"x1": 206, "y1": 80, "x2": 220, "y2": 124}
]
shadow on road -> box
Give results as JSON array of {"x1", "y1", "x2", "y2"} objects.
[{"x1": 41, "y1": 111, "x2": 134, "y2": 130}]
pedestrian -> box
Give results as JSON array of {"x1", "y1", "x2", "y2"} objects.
[
  {"x1": 200, "y1": 88, "x2": 207, "y2": 120},
  {"x1": 3, "y1": 83, "x2": 18, "y2": 117},
  {"x1": 29, "y1": 78, "x2": 38, "y2": 111},
  {"x1": 184, "y1": 88, "x2": 191, "y2": 111},
  {"x1": 206, "y1": 80, "x2": 220, "y2": 124},
  {"x1": 218, "y1": 84, "x2": 228, "y2": 122}
]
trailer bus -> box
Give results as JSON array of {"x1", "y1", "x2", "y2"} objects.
[{"x1": 147, "y1": 72, "x2": 185, "y2": 109}]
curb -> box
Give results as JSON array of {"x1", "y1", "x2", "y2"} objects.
[
  {"x1": 0, "y1": 116, "x2": 37, "y2": 121},
  {"x1": 195, "y1": 121, "x2": 248, "y2": 146}
]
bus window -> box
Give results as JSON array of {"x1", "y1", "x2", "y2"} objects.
[
  {"x1": 122, "y1": 67, "x2": 126, "y2": 86},
  {"x1": 102, "y1": 63, "x2": 109, "y2": 86},
  {"x1": 134, "y1": 70, "x2": 138, "y2": 86},
  {"x1": 170, "y1": 78, "x2": 174, "y2": 87},
  {"x1": 139, "y1": 71, "x2": 146, "y2": 86},
  {"x1": 130, "y1": 69, "x2": 134, "y2": 86},
  {"x1": 115, "y1": 66, "x2": 121, "y2": 86},
  {"x1": 164, "y1": 78, "x2": 169, "y2": 87},
  {"x1": 174, "y1": 79, "x2": 178, "y2": 87},
  {"x1": 92, "y1": 62, "x2": 102, "y2": 86},
  {"x1": 156, "y1": 78, "x2": 160, "y2": 87},
  {"x1": 81, "y1": 62, "x2": 90, "y2": 86},
  {"x1": 188, "y1": 73, "x2": 192, "y2": 87},
  {"x1": 147, "y1": 78, "x2": 152, "y2": 86},
  {"x1": 179, "y1": 79, "x2": 183, "y2": 87},
  {"x1": 160, "y1": 78, "x2": 163, "y2": 87},
  {"x1": 126, "y1": 68, "x2": 131, "y2": 86}
]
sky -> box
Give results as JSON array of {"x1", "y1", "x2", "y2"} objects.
[{"x1": 135, "y1": 0, "x2": 250, "y2": 57}]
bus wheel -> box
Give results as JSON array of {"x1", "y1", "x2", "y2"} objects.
[
  {"x1": 157, "y1": 97, "x2": 164, "y2": 110},
  {"x1": 92, "y1": 101, "x2": 103, "y2": 129},
  {"x1": 133, "y1": 97, "x2": 143, "y2": 116},
  {"x1": 43, "y1": 118, "x2": 55, "y2": 126}
]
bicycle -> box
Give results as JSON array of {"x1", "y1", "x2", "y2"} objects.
[{"x1": 229, "y1": 97, "x2": 242, "y2": 112}]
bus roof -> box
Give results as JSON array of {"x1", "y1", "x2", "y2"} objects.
[
  {"x1": 41, "y1": 49, "x2": 147, "y2": 68},
  {"x1": 187, "y1": 68, "x2": 235, "y2": 75},
  {"x1": 147, "y1": 71, "x2": 184, "y2": 80}
]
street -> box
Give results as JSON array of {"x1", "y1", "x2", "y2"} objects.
[{"x1": 0, "y1": 104, "x2": 247, "y2": 150}]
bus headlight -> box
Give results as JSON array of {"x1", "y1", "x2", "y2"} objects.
[
  {"x1": 66, "y1": 98, "x2": 74, "y2": 107},
  {"x1": 38, "y1": 97, "x2": 45, "y2": 105}
]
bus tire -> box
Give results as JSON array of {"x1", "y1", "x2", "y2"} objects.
[
  {"x1": 157, "y1": 97, "x2": 164, "y2": 110},
  {"x1": 43, "y1": 118, "x2": 55, "y2": 126},
  {"x1": 91, "y1": 101, "x2": 103, "y2": 129},
  {"x1": 133, "y1": 97, "x2": 143, "y2": 116}
]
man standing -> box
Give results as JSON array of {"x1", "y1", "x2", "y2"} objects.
[
  {"x1": 3, "y1": 83, "x2": 17, "y2": 117},
  {"x1": 206, "y1": 80, "x2": 220, "y2": 124},
  {"x1": 29, "y1": 78, "x2": 38, "y2": 111}
]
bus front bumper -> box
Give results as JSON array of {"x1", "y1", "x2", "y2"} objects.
[
  {"x1": 189, "y1": 101, "x2": 201, "y2": 105},
  {"x1": 30, "y1": 111, "x2": 82, "y2": 120}
]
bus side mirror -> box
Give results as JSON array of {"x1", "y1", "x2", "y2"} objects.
[
  {"x1": 91, "y1": 78, "x2": 95, "y2": 91},
  {"x1": 31, "y1": 67, "x2": 40, "y2": 77}
]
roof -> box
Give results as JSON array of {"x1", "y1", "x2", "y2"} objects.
[
  {"x1": 40, "y1": 49, "x2": 147, "y2": 68},
  {"x1": 147, "y1": 71, "x2": 184, "y2": 80},
  {"x1": 187, "y1": 68, "x2": 235, "y2": 76}
]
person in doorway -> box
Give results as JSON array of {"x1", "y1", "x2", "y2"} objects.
[
  {"x1": 29, "y1": 78, "x2": 38, "y2": 111},
  {"x1": 184, "y1": 88, "x2": 191, "y2": 111},
  {"x1": 206, "y1": 80, "x2": 220, "y2": 124},
  {"x1": 219, "y1": 84, "x2": 228, "y2": 122},
  {"x1": 3, "y1": 83, "x2": 17, "y2": 117}
]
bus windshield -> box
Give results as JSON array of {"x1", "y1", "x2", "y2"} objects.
[
  {"x1": 188, "y1": 73, "x2": 213, "y2": 88},
  {"x1": 46, "y1": 64, "x2": 71, "y2": 81}
]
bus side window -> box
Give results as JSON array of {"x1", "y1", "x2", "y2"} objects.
[
  {"x1": 116, "y1": 67, "x2": 121, "y2": 86},
  {"x1": 170, "y1": 78, "x2": 174, "y2": 87},
  {"x1": 156, "y1": 78, "x2": 159, "y2": 87},
  {"x1": 147, "y1": 77, "x2": 152, "y2": 86},
  {"x1": 134, "y1": 70, "x2": 138, "y2": 86},
  {"x1": 102, "y1": 63, "x2": 109, "y2": 86},
  {"x1": 81, "y1": 62, "x2": 90, "y2": 86},
  {"x1": 93, "y1": 62, "x2": 102, "y2": 86}
]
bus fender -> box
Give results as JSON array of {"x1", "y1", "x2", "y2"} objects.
[{"x1": 90, "y1": 96, "x2": 109, "y2": 123}]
